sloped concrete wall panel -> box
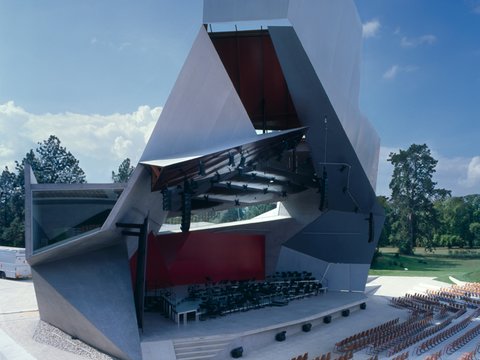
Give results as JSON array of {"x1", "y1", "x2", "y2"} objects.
[
  {"x1": 276, "y1": 247, "x2": 370, "y2": 291},
  {"x1": 33, "y1": 268, "x2": 130, "y2": 359},
  {"x1": 287, "y1": 0, "x2": 380, "y2": 188},
  {"x1": 277, "y1": 246, "x2": 370, "y2": 291},
  {"x1": 282, "y1": 210, "x2": 380, "y2": 264},
  {"x1": 269, "y1": 26, "x2": 376, "y2": 212},
  {"x1": 32, "y1": 243, "x2": 141, "y2": 360},
  {"x1": 140, "y1": 27, "x2": 255, "y2": 163}
]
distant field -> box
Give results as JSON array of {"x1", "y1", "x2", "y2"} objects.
[{"x1": 369, "y1": 247, "x2": 480, "y2": 283}]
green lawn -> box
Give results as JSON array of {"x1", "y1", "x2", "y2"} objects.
[{"x1": 369, "y1": 247, "x2": 480, "y2": 283}]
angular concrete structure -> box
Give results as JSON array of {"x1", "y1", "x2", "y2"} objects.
[{"x1": 25, "y1": 1, "x2": 384, "y2": 359}]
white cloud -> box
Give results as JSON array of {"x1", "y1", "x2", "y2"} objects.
[
  {"x1": 472, "y1": 0, "x2": 480, "y2": 14},
  {"x1": 362, "y1": 19, "x2": 381, "y2": 38},
  {"x1": 460, "y1": 156, "x2": 480, "y2": 188},
  {"x1": 0, "y1": 101, "x2": 161, "y2": 182},
  {"x1": 90, "y1": 37, "x2": 98, "y2": 45},
  {"x1": 118, "y1": 42, "x2": 132, "y2": 51},
  {"x1": 382, "y1": 65, "x2": 417, "y2": 80},
  {"x1": 400, "y1": 34, "x2": 437, "y2": 48},
  {"x1": 383, "y1": 65, "x2": 399, "y2": 80}
]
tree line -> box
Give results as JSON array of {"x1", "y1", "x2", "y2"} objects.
[
  {"x1": 0, "y1": 135, "x2": 133, "y2": 247},
  {"x1": 379, "y1": 144, "x2": 480, "y2": 254}
]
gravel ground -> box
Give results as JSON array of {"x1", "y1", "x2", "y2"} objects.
[{"x1": 33, "y1": 321, "x2": 117, "y2": 360}]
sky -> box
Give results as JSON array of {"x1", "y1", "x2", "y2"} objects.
[{"x1": 0, "y1": 0, "x2": 479, "y2": 196}]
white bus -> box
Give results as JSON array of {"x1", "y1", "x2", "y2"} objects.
[{"x1": 0, "y1": 246, "x2": 31, "y2": 279}]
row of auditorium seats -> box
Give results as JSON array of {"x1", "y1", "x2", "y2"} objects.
[
  {"x1": 458, "y1": 343, "x2": 480, "y2": 360},
  {"x1": 330, "y1": 282, "x2": 480, "y2": 358},
  {"x1": 415, "y1": 315, "x2": 473, "y2": 355},
  {"x1": 290, "y1": 352, "x2": 347, "y2": 360}
]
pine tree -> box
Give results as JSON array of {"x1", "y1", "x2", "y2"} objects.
[
  {"x1": 388, "y1": 144, "x2": 450, "y2": 254},
  {"x1": 112, "y1": 158, "x2": 135, "y2": 183}
]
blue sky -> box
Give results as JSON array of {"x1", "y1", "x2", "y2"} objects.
[{"x1": 1, "y1": 0, "x2": 479, "y2": 196}]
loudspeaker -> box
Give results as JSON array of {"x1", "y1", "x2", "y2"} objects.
[
  {"x1": 342, "y1": 309, "x2": 350, "y2": 317},
  {"x1": 368, "y1": 212, "x2": 374, "y2": 243},
  {"x1": 360, "y1": 302, "x2": 367, "y2": 310},
  {"x1": 302, "y1": 323, "x2": 312, "y2": 332},
  {"x1": 231, "y1": 347, "x2": 243, "y2": 358},
  {"x1": 161, "y1": 189, "x2": 172, "y2": 211},
  {"x1": 323, "y1": 315, "x2": 332, "y2": 324},
  {"x1": 275, "y1": 331, "x2": 286, "y2": 342},
  {"x1": 181, "y1": 191, "x2": 191, "y2": 232}
]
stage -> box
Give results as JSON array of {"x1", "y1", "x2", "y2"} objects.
[{"x1": 141, "y1": 290, "x2": 368, "y2": 360}]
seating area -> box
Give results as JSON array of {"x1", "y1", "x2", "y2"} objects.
[
  {"x1": 145, "y1": 271, "x2": 325, "y2": 323},
  {"x1": 415, "y1": 313, "x2": 474, "y2": 355},
  {"x1": 444, "y1": 323, "x2": 480, "y2": 355},
  {"x1": 290, "y1": 352, "x2": 348, "y2": 360},
  {"x1": 287, "y1": 281, "x2": 480, "y2": 360},
  {"x1": 458, "y1": 343, "x2": 480, "y2": 360}
]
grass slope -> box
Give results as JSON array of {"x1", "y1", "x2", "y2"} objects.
[{"x1": 369, "y1": 247, "x2": 480, "y2": 283}]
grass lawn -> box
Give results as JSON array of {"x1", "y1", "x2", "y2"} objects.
[{"x1": 369, "y1": 247, "x2": 480, "y2": 283}]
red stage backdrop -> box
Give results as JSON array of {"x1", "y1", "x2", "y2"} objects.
[{"x1": 130, "y1": 232, "x2": 265, "y2": 289}]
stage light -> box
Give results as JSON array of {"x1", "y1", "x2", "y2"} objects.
[
  {"x1": 275, "y1": 331, "x2": 286, "y2": 342},
  {"x1": 231, "y1": 347, "x2": 243, "y2": 358},
  {"x1": 302, "y1": 323, "x2": 312, "y2": 332}
]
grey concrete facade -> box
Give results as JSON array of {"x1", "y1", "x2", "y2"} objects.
[{"x1": 25, "y1": 1, "x2": 384, "y2": 359}]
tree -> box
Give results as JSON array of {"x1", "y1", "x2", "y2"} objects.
[
  {"x1": 436, "y1": 197, "x2": 475, "y2": 247},
  {"x1": 34, "y1": 135, "x2": 86, "y2": 184},
  {"x1": 388, "y1": 144, "x2": 450, "y2": 254},
  {"x1": 0, "y1": 167, "x2": 17, "y2": 220},
  {"x1": 0, "y1": 135, "x2": 86, "y2": 247},
  {"x1": 376, "y1": 196, "x2": 392, "y2": 247},
  {"x1": 0, "y1": 167, "x2": 21, "y2": 245},
  {"x1": 112, "y1": 158, "x2": 135, "y2": 183},
  {"x1": 470, "y1": 223, "x2": 480, "y2": 247}
]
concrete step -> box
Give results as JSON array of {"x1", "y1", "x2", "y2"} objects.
[
  {"x1": 174, "y1": 337, "x2": 235, "y2": 347},
  {"x1": 176, "y1": 354, "x2": 217, "y2": 360},
  {"x1": 176, "y1": 348, "x2": 224, "y2": 357},
  {"x1": 173, "y1": 335, "x2": 236, "y2": 360},
  {"x1": 175, "y1": 342, "x2": 231, "y2": 352}
]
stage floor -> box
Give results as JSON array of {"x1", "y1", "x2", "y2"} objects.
[{"x1": 141, "y1": 290, "x2": 367, "y2": 342}]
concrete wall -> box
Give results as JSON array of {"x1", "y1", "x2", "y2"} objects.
[{"x1": 32, "y1": 243, "x2": 141, "y2": 360}]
